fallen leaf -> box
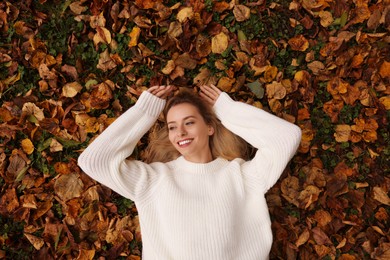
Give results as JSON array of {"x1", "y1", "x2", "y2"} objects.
[
  {"x1": 54, "y1": 173, "x2": 84, "y2": 202},
  {"x1": 211, "y1": 32, "x2": 229, "y2": 54},
  {"x1": 62, "y1": 82, "x2": 83, "y2": 97},
  {"x1": 334, "y1": 124, "x2": 351, "y2": 143},
  {"x1": 295, "y1": 228, "x2": 310, "y2": 247},
  {"x1": 21, "y1": 138, "x2": 34, "y2": 155},
  {"x1": 233, "y1": 5, "x2": 250, "y2": 22},
  {"x1": 373, "y1": 187, "x2": 390, "y2": 206},
  {"x1": 128, "y1": 26, "x2": 141, "y2": 47},
  {"x1": 177, "y1": 7, "x2": 194, "y2": 23},
  {"x1": 288, "y1": 35, "x2": 309, "y2": 52}
]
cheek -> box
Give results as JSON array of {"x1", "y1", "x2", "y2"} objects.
[{"x1": 168, "y1": 132, "x2": 176, "y2": 145}]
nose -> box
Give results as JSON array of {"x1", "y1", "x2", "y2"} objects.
[{"x1": 177, "y1": 126, "x2": 187, "y2": 137}]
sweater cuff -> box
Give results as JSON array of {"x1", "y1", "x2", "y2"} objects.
[
  {"x1": 213, "y1": 92, "x2": 234, "y2": 118},
  {"x1": 134, "y1": 90, "x2": 166, "y2": 117}
]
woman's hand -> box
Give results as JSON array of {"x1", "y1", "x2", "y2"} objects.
[
  {"x1": 199, "y1": 84, "x2": 222, "y2": 106},
  {"x1": 148, "y1": 85, "x2": 176, "y2": 99}
]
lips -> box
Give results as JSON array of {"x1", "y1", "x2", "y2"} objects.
[{"x1": 178, "y1": 139, "x2": 193, "y2": 147}]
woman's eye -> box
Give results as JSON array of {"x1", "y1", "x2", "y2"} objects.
[
  {"x1": 185, "y1": 121, "x2": 194, "y2": 126},
  {"x1": 168, "y1": 126, "x2": 176, "y2": 131}
]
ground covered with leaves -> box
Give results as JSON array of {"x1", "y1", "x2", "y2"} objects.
[{"x1": 0, "y1": 0, "x2": 389, "y2": 259}]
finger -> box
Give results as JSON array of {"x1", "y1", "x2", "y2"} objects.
[
  {"x1": 154, "y1": 85, "x2": 174, "y2": 98},
  {"x1": 199, "y1": 91, "x2": 215, "y2": 106},
  {"x1": 200, "y1": 85, "x2": 219, "y2": 100},
  {"x1": 209, "y1": 84, "x2": 222, "y2": 94},
  {"x1": 148, "y1": 85, "x2": 162, "y2": 94}
]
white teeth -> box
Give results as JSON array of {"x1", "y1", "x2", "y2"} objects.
[{"x1": 178, "y1": 139, "x2": 192, "y2": 146}]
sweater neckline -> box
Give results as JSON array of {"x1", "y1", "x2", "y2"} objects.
[{"x1": 174, "y1": 156, "x2": 228, "y2": 174}]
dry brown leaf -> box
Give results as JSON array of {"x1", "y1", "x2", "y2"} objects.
[
  {"x1": 93, "y1": 26, "x2": 112, "y2": 46},
  {"x1": 174, "y1": 53, "x2": 197, "y2": 70},
  {"x1": 295, "y1": 228, "x2": 310, "y2": 247},
  {"x1": 168, "y1": 21, "x2": 183, "y2": 38},
  {"x1": 54, "y1": 173, "x2": 84, "y2": 202},
  {"x1": 76, "y1": 248, "x2": 95, "y2": 260},
  {"x1": 266, "y1": 81, "x2": 286, "y2": 100},
  {"x1": 97, "y1": 49, "x2": 117, "y2": 72},
  {"x1": 196, "y1": 34, "x2": 211, "y2": 57},
  {"x1": 373, "y1": 187, "x2": 390, "y2": 206},
  {"x1": 0, "y1": 188, "x2": 19, "y2": 213},
  {"x1": 233, "y1": 5, "x2": 250, "y2": 22},
  {"x1": 24, "y1": 233, "x2": 44, "y2": 250}
]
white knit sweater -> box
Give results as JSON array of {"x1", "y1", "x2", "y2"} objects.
[{"x1": 78, "y1": 91, "x2": 302, "y2": 260}]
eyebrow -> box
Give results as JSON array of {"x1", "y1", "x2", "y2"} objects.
[{"x1": 167, "y1": 115, "x2": 196, "y2": 125}]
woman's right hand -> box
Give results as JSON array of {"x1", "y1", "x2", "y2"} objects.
[{"x1": 148, "y1": 85, "x2": 175, "y2": 99}]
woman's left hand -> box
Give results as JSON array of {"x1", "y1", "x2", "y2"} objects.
[{"x1": 199, "y1": 84, "x2": 222, "y2": 106}]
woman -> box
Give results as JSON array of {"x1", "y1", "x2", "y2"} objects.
[{"x1": 78, "y1": 84, "x2": 302, "y2": 259}]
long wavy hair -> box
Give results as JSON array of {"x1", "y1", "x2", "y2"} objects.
[{"x1": 142, "y1": 88, "x2": 251, "y2": 163}]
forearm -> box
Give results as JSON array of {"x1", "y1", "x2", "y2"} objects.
[{"x1": 78, "y1": 91, "x2": 166, "y2": 186}]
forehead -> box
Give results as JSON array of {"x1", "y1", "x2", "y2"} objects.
[{"x1": 166, "y1": 103, "x2": 202, "y2": 122}]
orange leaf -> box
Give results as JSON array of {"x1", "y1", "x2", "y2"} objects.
[
  {"x1": 128, "y1": 26, "x2": 141, "y2": 47},
  {"x1": 379, "y1": 61, "x2": 390, "y2": 78},
  {"x1": 334, "y1": 124, "x2": 351, "y2": 143},
  {"x1": 21, "y1": 138, "x2": 34, "y2": 155},
  {"x1": 288, "y1": 35, "x2": 309, "y2": 51},
  {"x1": 379, "y1": 96, "x2": 390, "y2": 110}
]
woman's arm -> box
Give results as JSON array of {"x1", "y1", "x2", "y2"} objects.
[
  {"x1": 78, "y1": 86, "x2": 174, "y2": 200},
  {"x1": 200, "y1": 85, "x2": 301, "y2": 192}
]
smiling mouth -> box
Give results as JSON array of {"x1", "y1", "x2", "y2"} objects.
[{"x1": 178, "y1": 139, "x2": 193, "y2": 146}]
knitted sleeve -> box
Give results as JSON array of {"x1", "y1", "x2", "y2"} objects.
[
  {"x1": 78, "y1": 91, "x2": 166, "y2": 201},
  {"x1": 213, "y1": 93, "x2": 301, "y2": 192}
]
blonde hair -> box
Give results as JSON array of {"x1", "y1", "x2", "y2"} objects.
[{"x1": 142, "y1": 88, "x2": 251, "y2": 163}]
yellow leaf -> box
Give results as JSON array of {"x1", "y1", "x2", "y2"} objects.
[
  {"x1": 211, "y1": 32, "x2": 228, "y2": 54},
  {"x1": 217, "y1": 77, "x2": 235, "y2": 92},
  {"x1": 177, "y1": 7, "x2": 194, "y2": 23},
  {"x1": 161, "y1": 60, "x2": 175, "y2": 75},
  {"x1": 21, "y1": 138, "x2": 34, "y2": 155},
  {"x1": 62, "y1": 82, "x2": 83, "y2": 98},
  {"x1": 264, "y1": 66, "x2": 278, "y2": 82},
  {"x1": 129, "y1": 26, "x2": 141, "y2": 47},
  {"x1": 379, "y1": 96, "x2": 390, "y2": 110},
  {"x1": 319, "y1": 10, "x2": 333, "y2": 27}
]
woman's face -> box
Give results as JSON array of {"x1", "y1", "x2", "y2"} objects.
[{"x1": 166, "y1": 103, "x2": 214, "y2": 163}]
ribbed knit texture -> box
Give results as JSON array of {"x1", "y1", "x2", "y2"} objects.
[{"x1": 78, "y1": 91, "x2": 302, "y2": 260}]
